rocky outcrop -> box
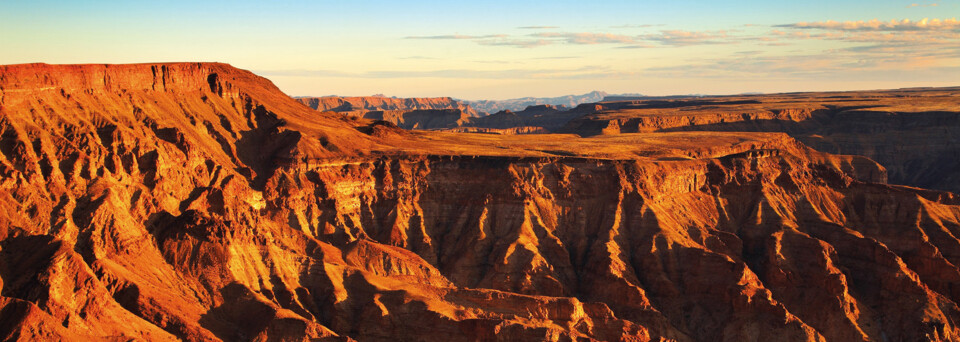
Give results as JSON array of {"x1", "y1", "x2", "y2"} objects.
[
  {"x1": 2, "y1": 63, "x2": 960, "y2": 341},
  {"x1": 294, "y1": 95, "x2": 478, "y2": 130},
  {"x1": 465, "y1": 91, "x2": 608, "y2": 115},
  {"x1": 362, "y1": 109, "x2": 470, "y2": 130},
  {"x1": 560, "y1": 89, "x2": 960, "y2": 193},
  {"x1": 296, "y1": 95, "x2": 480, "y2": 117},
  {"x1": 461, "y1": 104, "x2": 589, "y2": 133}
]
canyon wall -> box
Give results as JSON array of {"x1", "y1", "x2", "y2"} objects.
[
  {"x1": 2, "y1": 64, "x2": 960, "y2": 341},
  {"x1": 296, "y1": 95, "x2": 479, "y2": 117},
  {"x1": 295, "y1": 96, "x2": 479, "y2": 130},
  {"x1": 464, "y1": 91, "x2": 608, "y2": 115},
  {"x1": 560, "y1": 91, "x2": 960, "y2": 193}
]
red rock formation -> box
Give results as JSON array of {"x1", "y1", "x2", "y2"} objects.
[
  {"x1": 362, "y1": 109, "x2": 471, "y2": 130},
  {"x1": 559, "y1": 90, "x2": 960, "y2": 193},
  {"x1": 298, "y1": 95, "x2": 479, "y2": 116},
  {"x1": 295, "y1": 95, "x2": 478, "y2": 130},
  {"x1": 2, "y1": 63, "x2": 960, "y2": 341},
  {"x1": 461, "y1": 104, "x2": 587, "y2": 133},
  {"x1": 464, "y1": 91, "x2": 608, "y2": 115}
]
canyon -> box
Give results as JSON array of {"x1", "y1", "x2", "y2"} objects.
[
  {"x1": 294, "y1": 94, "x2": 606, "y2": 131},
  {"x1": 463, "y1": 91, "x2": 611, "y2": 115},
  {"x1": 295, "y1": 95, "x2": 478, "y2": 130},
  {"x1": 300, "y1": 89, "x2": 960, "y2": 195},
  {"x1": 295, "y1": 95, "x2": 480, "y2": 118},
  {"x1": 1, "y1": 63, "x2": 960, "y2": 341},
  {"x1": 557, "y1": 89, "x2": 960, "y2": 194}
]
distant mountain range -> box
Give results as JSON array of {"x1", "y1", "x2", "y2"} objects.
[
  {"x1": 293, "y1": 95, "x2": 480, "y2": 117},
  {"x1": 463, "y1": 91, "x2": 615, "y2": 115},
  {"x1": 294, "y1": 91, "x2": 665, "y2": 117}
]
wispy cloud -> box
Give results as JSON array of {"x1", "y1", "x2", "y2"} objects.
[
  {"x1": 764, "y1": 17, "x2": 960, "y2": 68},
  {"x1": 645, "y1": 54, "x2": 847, "y2": 78},
  {"x1": 531, "y1": 32, "x2": 639, "y2": 44},
  {"x1": 616, "y1": 44, "x2": 656, "y2": 49},
  {"x1": 259, "y1": 66, "x2": 630, "y2": 80},
  {"x1": 776, "y1": 18, "x2": 960, "y2": 31},
  {"x1": 389, "y1": 17, "x2": 959, "y2": 82},
  {"x1": 907, "y1": 2, "x2": 939, "y2": 7},
  {"x1": 475, "y1": 38, "x2": 554, "y2": 48},
  {"x1": 404, "y1": 29, "x2": 742, "y2": 48},
  {"x1": 404, "y1": 34, "x2": 507, "y2": 40},
  {"x1": 645, "y1": 29, "x2": 960, "y2": 78},
  {"x1": 642, "y1": 30, "x2": 732, "y2": 46},
  {"x1": 517, "y1": 26, "x2": 559, "y2": 29}
]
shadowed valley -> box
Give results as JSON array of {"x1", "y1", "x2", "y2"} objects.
[{"x1": 1, "y1": 63, "x2": 960, "y2": 341}]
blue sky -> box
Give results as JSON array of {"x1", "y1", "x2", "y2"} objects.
[{"x1": 1, "y1": 0, "x2": 957, "y2": 99}]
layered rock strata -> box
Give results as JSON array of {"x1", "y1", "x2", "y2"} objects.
[
  {"x1": 560, "y1": 90, "x2": 960, "y2": 193},
  {"x1": 1, "y1": 63, "x2": 959, "y2": 341}
]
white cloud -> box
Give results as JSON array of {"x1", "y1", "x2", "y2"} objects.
[
  {"x1": 531, "y1": 32, "x2": 639, "y2": 44},
  {"x1": 777, "y1": 18, "x2": 960, "y2": 31}
]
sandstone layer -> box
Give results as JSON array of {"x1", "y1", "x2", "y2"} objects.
[
  {"x1": 295, "y1": 95, "x2": 478, "y2": 130},
  {"x1": 296, "y1": 95, "x2": 479, "y2": 118},
  {"x1": 2, "y1": 63, "x2": 960, "y2": 341},
  {"x1": 559, "y1": 89, "x2": 960, "y2": 193},
  {"x1": 464, "y1": 91, "x2": 608, "y2": 115}
]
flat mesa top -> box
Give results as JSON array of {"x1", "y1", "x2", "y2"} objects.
[
  {"x1": 587, "y1": 88, "x2": 960, "y2": 120},
  {"x1": 371, "y1": 130, "x2": 793, "y2": 161},
  {"x1": 0, "y1": 63, "x2": 947, "y2": 164}
]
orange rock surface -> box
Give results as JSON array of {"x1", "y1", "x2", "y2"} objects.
[
  {"x1": 2, "y1": 63, "x2": 960, "y2": 341},
  {"x1": 296, "y1": 95, "x2": 479, "y2": 130},
  {"x1": 296, "y1": 95, "x2": 478, "y2": 117},
  {"x1": 558, "y1": 89, "x2": 960, "y2": 193}
]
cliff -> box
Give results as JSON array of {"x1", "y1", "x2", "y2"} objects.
[
  {"x1": 560, "y1": 89, "x2": 960, "y2": 193},
  {"x1": 459, "y1": 104, "x2": 586, "y2": 133},
  {"x1": 296, "y1": 95, "x2": 479, "y2": 117},
  {"x1": 464, "y1": 91, "x2": 608, "y2": 115},
  {"x1": 294, "y1": 95, "x2": 479, "y2": 130},
  {"x1": 2, "y1": 63, "x2": 960, "y2": 341},
  {"x1": 362, "y1": 109, "x2": 471, "y2": 130}
]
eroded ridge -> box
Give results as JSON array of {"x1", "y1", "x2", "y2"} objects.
[{"x1": 1, "y1": 63, "x2": 959, "y2": 341}]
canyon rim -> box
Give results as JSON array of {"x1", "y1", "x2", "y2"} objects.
[{"x1": 2, "y1": 1, "x2": 960, "y2": 341}]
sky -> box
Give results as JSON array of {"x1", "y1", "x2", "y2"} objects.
[{"x1": 1, "y1": 0, "x2": 958, "y2": 100}]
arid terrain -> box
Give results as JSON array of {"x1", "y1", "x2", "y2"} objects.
[
  {"x1": 2, "y1": 63, "x2": 960, "y2": 341},
  {"x1": 558, "y1": 89, "x2": 960, "y2": 194}
]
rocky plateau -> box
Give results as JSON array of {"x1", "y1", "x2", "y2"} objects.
[
  {"x1": 1, "y1": 63, "x2": 960, "y2": 341},
  {"x1": 559, "y1": 89, "x2": 960, "y2": 194},
  {"x1": 295, "y1": 95, "x2": 478, "y2": 130}
]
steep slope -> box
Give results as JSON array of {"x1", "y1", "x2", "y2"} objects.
[
  {"x1": 295, "y1": 95, "x2": 478, "y2": 130},
  {"x1": 560, "y1": 89, "x2": 960, "y2": 193},
  {"x1": 3, "y1": 63, "x2": 960, "y2": 341},
  {"x1": 361, "y1": 109, "x2": 471, "y2": 130},
  {"x1": 465, "y1": 91, "x2": 608, "y2": 115},
  {"x1": 296, "y1": 95, "x2": 479, "y2": 117},
  {"x1": 449, "y1": 104, "x2": 598, "y2": 134}
]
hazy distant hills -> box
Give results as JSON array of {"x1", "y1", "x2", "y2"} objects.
[
  {"x1": 294, "y1": 94, "x2": 480, "y2": 117},
  {"x1": 294, "y1": 91, "x2": 658, "y2": 117},
  {"x1": 463, "y1": 91, "x2": 615, "y2": 115}
]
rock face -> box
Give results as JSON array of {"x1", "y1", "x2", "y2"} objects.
[
  {"x1": 296, "y1": 95, "x2": 479, "y2": 129},
  {"x1": 464, "y1": 91, "x2": 608, "y2": 115},
  {"x1": 296, "y1": 95, "x2": 479, "y2": 117},
  {"x1": 3, "y1": 63, "x2": 960, "y2": 341},
  {"x1": 560, "y1": 89, "x2": 960, "y2": 193},
  {"x1": 448, "y1": 104, "x2": 596, "y2": 134},
  {"x1": 361, "y1": 109, "x2": 471, "y2": 130}
]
